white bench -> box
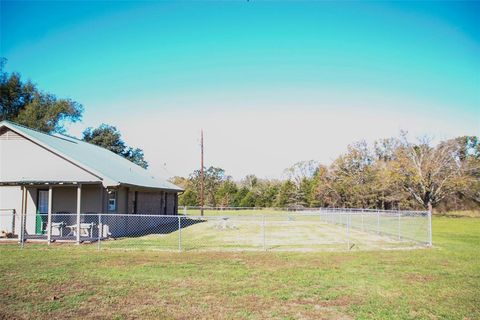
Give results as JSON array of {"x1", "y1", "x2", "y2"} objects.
[{"x1": 66, "y1": 223, "x2": 96, "y2": 238}]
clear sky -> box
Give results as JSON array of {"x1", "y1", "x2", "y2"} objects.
[{"x1": 1, "y1": 1, "x2": 479, "y2": 179}]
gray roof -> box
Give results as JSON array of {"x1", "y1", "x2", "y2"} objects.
[{"x1": 0, "y1": 120, "x2": 182, "y2": 192}]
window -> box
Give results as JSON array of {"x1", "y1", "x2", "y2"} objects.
[{"x1": 108, "y1": 191, "x2": 117, "y2": 212}]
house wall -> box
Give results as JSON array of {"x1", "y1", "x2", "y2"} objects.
[
  {"x1": 116, "y1": 187, "x2": 128, "y2": 214},
  {"x1": 0, "y1": 186, "x2": 22, "y2": 234},
  {"x1": 24, "y1": 188, "x2": 37, "y2": 235},
  {"x1": 0, "y1": 128, "x2": 99, "y2": 183},
  {"x1": 103, "y1": 189, "x2": 179, "y2": 237},
  {"x1": 50, "y1": 185, "x2": 103, "y2": 213},
  {"x1": 136, "y1": 191, "x2": 162, "y2": 214},
  {"x1": 166, "y1": 193, "x2": 175, "y2": 215},
  {"x1": 125, "y1": 190, "x2": 178, "y2": 215},
  {"x1": 82, "y1": 185, "x2": 104, "y2": 213}
]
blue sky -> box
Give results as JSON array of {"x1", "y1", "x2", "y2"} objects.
[{"x1": 1, "y1": 1, "x2": 479, "y2": 179}]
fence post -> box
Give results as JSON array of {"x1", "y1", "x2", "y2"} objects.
[
  {"x1": 97, "y1": 213, "x2": 102, "y2": 251},
  {"x1": 19, "y1": 209, "x2": 24, "y2": 248},
  {"x1": 183, "y1": 206, "x2": 187, "y2": 215},
  {"x1": 398, "y1": 212, "x2": 401, "y2": 240},
  {"x1": 47, "y1": 214, "x2": 51, "y2": 245},
  {"x1": 11, "y1": 209, "x2": 16, "y2": 236},
  {"x1": 76, "y1": 185, "x2": 81, "y2": 245},
  {"x1": 178, "y1": 215, "x2": 182, "y2": 252},
  {"x1": 377, "y1": 210, "x2": 380, "y2": 235},
  {"x1": 361, "y1": 212, "x2": 364, "y2": 232},
  {"x1": 20, "y1": 196, "x2": 26, "y2": 248},
  {"x1": 346, "y1": 213, "x2": 350, "y2": 250},
  {"x1": 262, "y1": 215, "x2": 266, "y2": 251},
  {"x1": 427, "y1": 207, "x2": 433, "y2": 247},
  {"x1": 19, "y1": 210, "x2": 23, "y2": 248},
  {"x1": 19, "y1": 186, "x2": 26, "y2": 248},
  {"x1": 47, "y1": 186, "x2": 52, "y2": 246}
]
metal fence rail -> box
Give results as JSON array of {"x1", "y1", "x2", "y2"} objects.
[{"x1": 0, "y1": 207, "x2": 432, "y2": 251}]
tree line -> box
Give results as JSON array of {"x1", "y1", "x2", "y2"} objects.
[
  {"x1": 0, "y1": 60, "x2": 149, "y2": 168},
  {"x1": 171, "y1": 134, "x2": 480, "y2": 212}
]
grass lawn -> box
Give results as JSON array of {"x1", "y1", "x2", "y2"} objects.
[{"x1": 1, "y1": 216, "x2": 479, "y2": 319}]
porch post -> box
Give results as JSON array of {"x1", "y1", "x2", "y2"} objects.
[
  {"x1": 19, "y1": 186, "x2": 25, "y2": 247},
  {"x1": 47, "y1": 186, "x2": 53, "y2": 245},
  {"x1": 76, "y1": 184, "x2": 82, "y2": 245}
]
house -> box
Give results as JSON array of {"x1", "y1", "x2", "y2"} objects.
[{"x1": 0, "y1": 120, "x2": 183, "y2": 241}]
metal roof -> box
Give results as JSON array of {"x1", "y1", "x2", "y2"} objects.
[{"x1": 0, "y1": 120, "x2": 183, "y2": 192}]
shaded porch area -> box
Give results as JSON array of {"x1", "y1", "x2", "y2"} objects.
[{"x1": 8, "y1": 181, "x2": 106, "y2": 244}]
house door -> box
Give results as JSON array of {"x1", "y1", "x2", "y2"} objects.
[{"x1": 36, "y1": 190, "x2": 49, "y2": 234}]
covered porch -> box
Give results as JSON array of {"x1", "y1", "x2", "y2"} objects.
[
  {"x1": 1, "y1": 180, "x2": 181, "y2": 243},
  {"x1": 4, "y1": 181, "x2": 107, "y2": 244}
]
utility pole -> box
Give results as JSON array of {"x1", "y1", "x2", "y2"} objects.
[{"x1": 200, "y1": 129, "x2": 204, "y2": 216}]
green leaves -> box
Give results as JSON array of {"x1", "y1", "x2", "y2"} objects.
[
  {"x1": 1, "y1": 61, "x2": 83, "y2": 133},
  {"x1": 15, "y1": 93, "x2": 83, "y2": 133},
  {"x1": 82, "y1": 124, "x2": 149, "y2": 169}
]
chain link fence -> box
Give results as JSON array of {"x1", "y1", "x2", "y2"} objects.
[
  {"x1": 0, "y1": 209, "x2": 18, "y2": 239},
  {"x1": 0, "y1": 207, "x2": 431, "y2": 251}
]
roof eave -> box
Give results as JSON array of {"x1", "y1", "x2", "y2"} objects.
[{"x1": 118, "y1": 182, "x2": 183, "y2": 193}]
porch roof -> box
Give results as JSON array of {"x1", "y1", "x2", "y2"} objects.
[
  {"x1": 0, "y1": 180, "x2": 101, "y2": 186},
  {"x1": 0, "y1": 121, "x2": 183, "y2": 192}
]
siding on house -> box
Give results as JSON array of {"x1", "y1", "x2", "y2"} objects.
[
  {"x1": 0, "y1": 127, "x2": 99, "y2": 183},
  {"x1": 50, "y1": 185, "x2": 103, "y2": 214},
  {"x1": 0, "y1": 186, "x2": 22, "y2": 234},
  {"x1": 125, "y1": 190, "x2": 178, "y2": 215},
  {"x1": 116, "y1": 186, "x2": 128, "y2": 214},
  {"x1": 137, "y1": 191, "x2": 164, "y2": 214}
]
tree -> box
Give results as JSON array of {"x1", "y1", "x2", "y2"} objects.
[
  {"x1": 241, "y1": 174, "x2": 258, "y2": 189},
  {"x1": 253, "y1": 180, "x2": 281, "y2": 207},
  {"x1": 1, "y1": 59, "x2": 83, "y2": 133},
  {"x1": 329, "y1": 141, "x2": 378, "y2": 208},
  {"x1": 189, "y1": 166, "x2": 227, "y2": 207},
  {"x1": 82, "y1": 124, "x2": 148, "y2": 169},
  {"x1": 239, "y1": 190, "x2": 256, "y2": 207},
  {"x1": 170, "y1": 176, "x2": 198, "y2": 206},
  {"x1": 391, "y1": 135, "x2": 466, "y2": 210},
  {"x1": 275, "y1": 180, "x2": 297, "y2": 207},
  {"x1": 216, "y1": 179, "x2": 238, "y2": 207},
  {"x1": 453, "y1": 136, "x2": 480, "y2": 205},
  {"x1": 233, "y1": 187, "x2": 249, "y2": 207},
  {"x1": 310, "y1": 165, "x2": 336, "y2": 207},
  {"x1": 283, "y1": 160, "x2": 319, "y2": 207},
  {"x1": 284, "y1": 160, "x2": 319, "y2": 185}
]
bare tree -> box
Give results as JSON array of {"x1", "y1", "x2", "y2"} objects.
[
  {"x1": 392, "y1": 135, "x2": 466, "y2": 210},
  {"x1": 284, "y1": 160, "x2": 319, "y2": 186}
]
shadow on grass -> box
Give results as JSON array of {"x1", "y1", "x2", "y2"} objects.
[{"x1": 121, "y1": 217, "x2": 206, "y2": 238}]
